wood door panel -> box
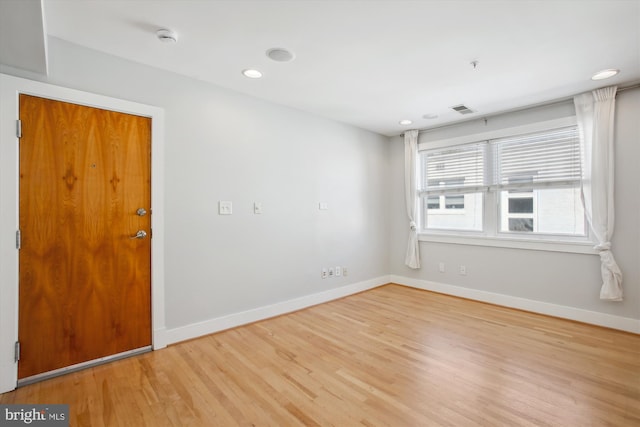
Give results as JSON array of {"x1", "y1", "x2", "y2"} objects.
[{"x1": 19, "y1": 95, "x2": 151, "y2": 379}]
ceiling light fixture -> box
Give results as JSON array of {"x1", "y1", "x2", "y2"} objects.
[
  {"x1": 399, "y1": 119, "x2": 413, "y2": 126},
  {"x1": 156, "y1": 29, "x2": 178, "y2": 43},
  {"x1": 266, "y1": 48, "x2": 295, "y2": 62},
  {"x1": 591, "y1": 69, "x2": 619, "y2": 80},
  {"x1": 422, "y1": 114, "x2": 438, "y2": 120},
  {"x1": 242, "y1": 69, "x2": 263, "y2": 79}
]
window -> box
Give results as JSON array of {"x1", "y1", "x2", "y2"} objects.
[
  {"x1": 445, "y1": 194, "x2": 464, "y2": 209},
  {"x1": 420, "y1": 143, "x2": 485, "y2": 232},
  {"x1": 426, "y1": 179, "x2": 466, "y2": 210},
  {"x1": 493, "y1": 127, "x2": 585, "y2": 236},
  {"x1": 426, "y1": 195, "x2": 465, "y2": 210},
  {"x1": 506, "y1": 189, "x2": 534, "y2": 231},
  {"x1": 418, "y1": 120, "x2": 589, "y2": 248},
  {"x1": 426, "y1": 195, "x2": 441, "y2": 209}
]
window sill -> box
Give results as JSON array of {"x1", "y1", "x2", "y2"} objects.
[{"x1": 418, "y1": 232, "x2": 598, "y2": 255}]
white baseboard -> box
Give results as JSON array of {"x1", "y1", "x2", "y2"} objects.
[
  {"x1": 152, "y1": 327, "x2": 168, "y2": 350},
  {"x1": 0, "y1": 361, "x2": 16, "y2": 395},
  {"x1": 161, "y1": 276, "x2": 391, "y2": 346},
  {"x1": 391, "y1": 275, "x2": 640, "y2": 334}
]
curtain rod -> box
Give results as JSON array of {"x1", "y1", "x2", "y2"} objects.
[{"x1": 399, "y1": 82, "x2": 640, "y2": 137}]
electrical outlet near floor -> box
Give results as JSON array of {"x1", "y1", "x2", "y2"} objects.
[
  {"x1": 459, "y1": 265, "x2": 467, "y2": 275},
  {"x1": 321, "y1": 266, "x2": 346, "y2": 279}
]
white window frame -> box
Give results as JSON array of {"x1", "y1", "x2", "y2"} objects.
[{"x1": 417, "y1": 117, "x2": 597, "y2": 254}]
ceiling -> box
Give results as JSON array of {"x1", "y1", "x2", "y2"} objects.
[
  {"x1": 5, "y1": 1, "x2": 640, "y2": 136},
  {"x1": 0, "y1": 0, "x2": 47, "y2": 75}
]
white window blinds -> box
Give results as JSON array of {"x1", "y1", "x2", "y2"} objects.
[
  {"x1": 419, "y1": 126, "x2": 581, "y2": 195},
  {"x1": 420, "y1": 143, "x2": 486, "y2": 195},
  {"x1": 491, "y1": 126, "x2": 581, "y2": 191}
]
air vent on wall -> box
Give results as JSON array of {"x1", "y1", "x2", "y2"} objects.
[{"x1": 451, "y1": 104, "x2": 475, "y2": 115}]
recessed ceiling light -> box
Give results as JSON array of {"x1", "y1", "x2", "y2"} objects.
[
  {"x1": 422, "y1": 114, "x2": 438, "y2": 120},
  {"x1": 242, "y1": 69, "x2": 263, "y2": 79},
  {"x1": 399, "y1": 119, "x2": 413, "y2": 126},
  {"x1": 156, "y1": 29, "x2": 178, "y2": 43},
  {"x1": 266, "y1": 48, "x2": 295, "y2": 62},
  {"x1": 591, "y1": 69, "x2": 619, "y2": 80}
]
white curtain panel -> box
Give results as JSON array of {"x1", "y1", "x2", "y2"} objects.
[
  {"x1": 404, "y1": 130, "x2": 420, "y2": 269},
  {"x1": 574, "y1": 86, "x2": 623, "y2": 301}
]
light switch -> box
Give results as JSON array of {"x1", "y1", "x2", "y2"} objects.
[
  {"x1": 254, "y1": 202, "x2": 263, "y2": 214},
  {"x1": 319, "y1": 202, "x2": 328, "y2": 210},
  {"x1": 219, "y1": 201, "x2": 233, "y2": 215}
]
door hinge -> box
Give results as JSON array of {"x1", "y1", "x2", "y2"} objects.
[
  {"x1": 15, "y1": 341, "x2": 20, "y2": 362},
  {"x1": 16, "y1": 229, "x2": 21, "y2": 250},
  {"x1": 16, "y1": 120, "x2": 22, "y2": 138}
]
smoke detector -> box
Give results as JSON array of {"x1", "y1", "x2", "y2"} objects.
[
  {"x1": 156, "y1": 29, "x2": 178, "y2": 43},
  {"x1": 266, "y1": 48, "x2": 295, "y2": 62}
]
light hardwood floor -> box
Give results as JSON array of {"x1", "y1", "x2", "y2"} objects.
[{"x1": 2, "y1": 284, "x2": 639, "y2": 426}]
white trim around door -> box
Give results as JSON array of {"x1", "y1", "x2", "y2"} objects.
[{"x1": 0, "y1": 73, "x2": 166, "y2": 394}]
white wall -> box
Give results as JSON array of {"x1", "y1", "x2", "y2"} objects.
[
  {"x1": 1, "y1": 36, "x2": 637, "y2": 358},
  {"x1": 390, "y1": 92, "x2": 640, "y2": 323},
  {"x1": 2, "y1": 37, "x2": 390, "y2": 331}
]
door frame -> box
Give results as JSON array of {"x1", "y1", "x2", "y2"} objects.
[{"x1": 0, "y1": 73, "x2": 167, "y2": 393}]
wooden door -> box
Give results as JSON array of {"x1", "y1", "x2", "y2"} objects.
[{"x1": 18, "y1": 94, "x2": 152, "y2": 380}]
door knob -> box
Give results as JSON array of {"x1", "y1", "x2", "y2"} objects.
[
  {"x1": 130, "y1": 230, "x2": 147, "y2": 239},
  {"x1": 136, "y1": 208, "x2": 147, "y2": 216}
]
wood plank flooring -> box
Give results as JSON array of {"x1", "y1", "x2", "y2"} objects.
[{"x1": 2, "y1": 284, "x2": 639, "y2": 426}]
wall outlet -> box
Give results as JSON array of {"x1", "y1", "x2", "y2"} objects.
[
  {"x1": 438, "y1": 262, "x2": 445, "y2": 273},
  {"x1": 328, "y1": 267, "x2": 335, "y2": 277},
  {"x1": 253, "y1": 202, "x2": 263, "y2": 214},
  {"x1": 459, "y1": 265, "x2": 467, "y2": 275},
  {"x1": 335, "y1": 266, "x2": 342, "y2": 277},
  {"x1": 342, "y1": 267, "x2": 348, "y2": 276},
  {"x1": 321, "y1": 268, "x2": 328, "y2": 279}
]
